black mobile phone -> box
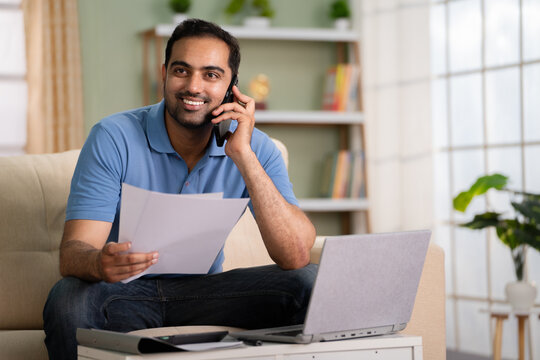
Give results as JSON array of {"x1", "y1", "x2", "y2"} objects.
[{"x1": 213, "y1": 75, "x2": 238, "y2": 147}]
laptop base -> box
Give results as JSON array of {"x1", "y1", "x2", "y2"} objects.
[{"x1": 231, "y1": 323, "x2": 405, "y2": 344}]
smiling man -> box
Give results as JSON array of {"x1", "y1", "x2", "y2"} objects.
[{"x1": 42, "y1": 19, "x2": 317, "y2": 360}]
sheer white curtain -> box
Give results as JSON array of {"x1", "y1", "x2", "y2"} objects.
[
  {"x1": 360, "y1": 1, "x2": 438, "y2": 358},
  {"x1": 360, "y1": 1, "x2": 434, "y2": 234}
]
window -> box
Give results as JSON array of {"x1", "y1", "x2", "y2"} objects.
[
  {"x1": 431, "y1": 0, "x2": 540, "y2": 357},
  {"x1": 0, "y1": 0, "x2": 26, "y2": 155}
]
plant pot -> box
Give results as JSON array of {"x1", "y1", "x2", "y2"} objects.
[
  {"x1": 505, "y1": 281, "x2": 537, "y2": 311},
  {"x1": 243, "y1": 16, "x2": 271, "y2": 28},
  {"x1": 334, "y1": 18, "x2": 350, "y2": 31},
  {"x1": 173, "y1": 13, "x2": 188, "y2": 25}
]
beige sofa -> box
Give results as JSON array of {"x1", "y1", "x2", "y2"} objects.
[{"x1": 0, "y1": 147, "x2": 446, "y2": 360}]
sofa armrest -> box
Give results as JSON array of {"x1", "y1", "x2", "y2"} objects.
[
  {"x1": 309, "y1": 236, "x2": 326, "y2": 264},
  {"x1": 402, "y1": 242, "x2": 446, "y2": 360}
]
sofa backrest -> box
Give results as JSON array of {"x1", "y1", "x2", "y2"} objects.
[
  {"x1": 0, "y1": 139, "x2": 288, "y2": 330},
  {"x1": 0, "y1": 150, "x2": 80, "y2": 330}
]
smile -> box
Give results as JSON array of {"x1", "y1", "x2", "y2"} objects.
[{"x1": 182, "y1": 99, "x2": 205, "y2": 106}]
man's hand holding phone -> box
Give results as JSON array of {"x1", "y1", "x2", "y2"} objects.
[
  {"x1": 97, "y1": 242, "x2": 159, "y2": 283},
  {"x1": 211, "y1": 85, "x2": 257, "y2": 162}
]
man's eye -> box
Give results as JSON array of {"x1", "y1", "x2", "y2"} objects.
[
  {"x1": 174, "y1": 68, "x2": 187, "y2": 75},
  {"x1": 207, "y1": 72, "x2": 219, "y2": 79}
]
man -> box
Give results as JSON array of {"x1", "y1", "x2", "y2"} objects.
[{"x1": 43, "y1": 19, "x2": 317, "y2": 360}]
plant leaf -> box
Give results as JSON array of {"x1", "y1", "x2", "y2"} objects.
[
  {"x1": 514, "y1": 226, "x2": 540, "y2": 252},
  {"x1": 225, "y1": 0, "x2": 245, "y2": 15},
  {"x1": 453, "y1": 192, "x2": 473, "y2": 213},
  {"x1": 460, "y1": 212, "x2": 501, "y2": 229},
  {"x1": 496, "y1": 219, "x2": 520, "y2": 250},
  {"x1": 453, "y1": 174, "x2": 508, "y2": 212},
  {"x1": 511, "y1": 190, "x2": 540, "y2": 201},
  {"x1": 512, "y1": 199, "x2": 540, "y2": 224}
]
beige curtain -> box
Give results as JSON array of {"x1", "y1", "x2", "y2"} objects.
[{"x1": 22, "y1": 0, "x2": 84, "y2": 153}]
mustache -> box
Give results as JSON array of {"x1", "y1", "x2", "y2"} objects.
[{"x1": 175, "y1": 91, "x2": 211, "y2": 102}]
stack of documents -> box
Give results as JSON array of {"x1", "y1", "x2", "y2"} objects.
[{"x1": 119, "y1": 183, "x2": 249, "y2": 282}]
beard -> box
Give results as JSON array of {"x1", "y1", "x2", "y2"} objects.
[{"x1": 164, "y1": 90, "x2": 214, "y2": 130}]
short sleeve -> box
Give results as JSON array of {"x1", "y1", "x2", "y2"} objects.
[{"x1": 65, "y1": 123, "x2": 125, "y2": 222}]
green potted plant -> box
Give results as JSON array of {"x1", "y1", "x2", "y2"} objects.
[
  {"x1": 329, "y1": 0, "x2": 351, "y2": 30},
  {"x1": 169, "y1": 0, "x2": 191, "y2": 24},
  {"x1": 453, "y1": 173, "x2": 540, "y2": 310},
  {"x1": 225, "y1": 0, "x2": 275, "y2": 28}
]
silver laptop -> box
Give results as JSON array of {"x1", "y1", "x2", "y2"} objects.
[{"x1": 230, "y1": 230, "x2": 430, "y2": 344}]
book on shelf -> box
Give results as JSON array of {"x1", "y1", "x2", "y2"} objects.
[
  {"x1": 321, "y1": 63, "x2": 360, "y2": 112},
  {"x1": 320, "y1": 150, "x2": 365, "y2": 199}
]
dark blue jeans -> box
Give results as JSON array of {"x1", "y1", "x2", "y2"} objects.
[{"x1": 43, "y1": 264, "x2": 317, "y2": 360}]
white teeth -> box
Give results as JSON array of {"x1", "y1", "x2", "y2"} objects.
[{"x1": 183, "y1": 99, "x2": 204, "y2": 106}]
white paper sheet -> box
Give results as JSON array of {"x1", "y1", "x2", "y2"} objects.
[{"x1": 119, "y1": 183, "x2": 249, "y2": 283}]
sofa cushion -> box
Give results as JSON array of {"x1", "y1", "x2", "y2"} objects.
[
  {"x1": 0, "y1": 330, "x2": 48, "y2": 360},
  {"x1": 0, "y1": 150, "x2": 79, "y2": 329}
]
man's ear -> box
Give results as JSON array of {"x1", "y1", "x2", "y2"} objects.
[{"x1": 161, "y1": 64, "x2": 167, "y2": 84}]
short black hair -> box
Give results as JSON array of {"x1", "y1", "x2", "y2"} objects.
[{"x1": 164, "y1": 18, "x2": 241, "y2": 76}]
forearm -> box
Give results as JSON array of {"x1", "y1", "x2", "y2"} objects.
[
  {"x1": 214, "y1": 87, "x2": 315, "y2": 268},
  {"x1": 59, "y1": 239, "x2": 102, "y2": 282},
  {"x1": 235, "y1": 150, "x2": 315, "y2": 269}
]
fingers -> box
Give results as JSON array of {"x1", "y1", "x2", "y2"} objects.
[
  {"x1": 211, "y1": 85, "x2": 256, "y2": 158},
  {"x1": 212, "y1": 101, "x2": 250, "y2": 119},
  {"x1": 99, "y1": 243, "x2": 159, "y2": 283},
  {"x1": 103, "y1": 241, "x2": 131, "y2": 255},
  {"x1": 212, "y1": 86, "x2": 255, "y2": 117},
  {"x1": 232, "y1": 85, "x2": 255, "y2": 112},
  {"x1": 211, "y1": 108, "x2": 251, "y2": 125}
]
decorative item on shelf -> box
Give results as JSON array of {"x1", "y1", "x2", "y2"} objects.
[
  {"x1": 330, "y1": 0, "x2": 351, "y2": 30},
  {"x1": 453, "y1": 174, "x2": 540, "y2": 311},
  {"x1": 169, "y1": 0, "x2": 191, "y2": 24},
  {"x1": 249, "y1": 74, "x2": 270, "y2": 110},
  {"x1": 225, "y1": 0, "x2": 275, "y2": 28}
]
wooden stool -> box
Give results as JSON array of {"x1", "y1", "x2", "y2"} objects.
[
  {"x1": 486, "y1": 310, "x2": 539, "y2": 360},
  {"x1": 490, "y1": 312, "x2": 508, "y2": 360}
]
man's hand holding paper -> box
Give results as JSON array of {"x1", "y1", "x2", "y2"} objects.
[
  {"x1": 97, "y1": 241, "x2": 159, "y2": 283},
  {"x1": 118, "y1": 184, "x2": 249, "y2": 282}
]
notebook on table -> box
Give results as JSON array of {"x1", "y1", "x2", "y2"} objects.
[{"x1": 230, "y1": 230, "x2": 431, "y2": 344}]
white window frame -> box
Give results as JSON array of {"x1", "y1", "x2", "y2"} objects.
[
  {"x1": 0, "y1": 0, "x2": 27, "y2": 156},
  {"x1": 431, "y1": 0, "x2": 540, "y2": 357}
]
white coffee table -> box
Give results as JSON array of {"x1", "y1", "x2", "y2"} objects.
[{"x1": 78, "y1": 334, "x2": 422, "y2": 360}]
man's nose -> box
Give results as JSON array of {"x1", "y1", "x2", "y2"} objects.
[{"x1": 186, "y1": 75, "x2": 203, "y2": 93}]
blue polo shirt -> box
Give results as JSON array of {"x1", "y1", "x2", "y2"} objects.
[{"x1": 66, "y1": 100, "x2": 297, "y2": 274}]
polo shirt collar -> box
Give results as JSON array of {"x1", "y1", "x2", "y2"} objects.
[
  {"x1": 147, "y1": 100, "x2": 176, "y2": 154},
  {"x1": 208, "y1": 133, "x2": 226, "y2": 156},
  {"x1": 147, "y1": 100, "x2": 228, "y2": 157}
]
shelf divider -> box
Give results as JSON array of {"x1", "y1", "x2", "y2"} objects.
[
  {"x1": 298, "y1": 198, "x2": 369, "y2": 212},
  {"x1": 254, "y1": 110, "x2": 364, "y2": 125}
]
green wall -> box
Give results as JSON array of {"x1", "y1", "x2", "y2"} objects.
[{"x1": 78, "y1": 0, "x2": 345, "y2": 235}]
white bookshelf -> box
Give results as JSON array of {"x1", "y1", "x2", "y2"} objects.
[
  {"x1": 154, "y1": 24, "x2": 360, "y2": 42},
  {"x1": 255, "y1": 110, "x2": 364, "y2": 125}
]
